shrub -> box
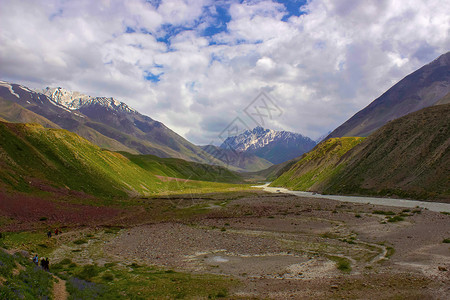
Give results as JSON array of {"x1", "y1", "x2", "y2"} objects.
[
  {"x1": 73, "y1": 239, "x2": 87, "y2": 245},
  {"x1": 387, "y1": 216, "x2": 404, "y2": 222},
  {"x1": 76, "y1": 264, "x2": 100, "y2": 280},
  {"x1": 373, "y1": 210, "x2": 395, "y2": 215}
]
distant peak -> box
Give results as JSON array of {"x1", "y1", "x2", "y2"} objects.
[
  {"x1": 41, "y1": 86, "x2": 137, "y2": 114},
  {"x1": 252, "y1": 126, "x2": 268, "y2": 134}
]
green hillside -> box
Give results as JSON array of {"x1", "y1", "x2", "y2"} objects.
[
  {"x1": 271, "y1": 104, "x2": 450, "y2": 201},
  {"x1": 0, "y1": 121, "x2": 246, "y2": 199},
  {"x1": 120, "y1": 153, "x2": 243, "y2": 183},
  {"x1": 200, "y1": 145, "x2": 273, "y2": 172},
  {"x1": 0, "y1": 121, "x2": 161, "y2": 198},
  {"x1": 270, "y1": 137, "x2": 365, "y2": 190}
]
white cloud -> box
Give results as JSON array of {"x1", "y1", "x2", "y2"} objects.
[{"x1": 0, "y1": 0, "x2": 449, "y2": 145}]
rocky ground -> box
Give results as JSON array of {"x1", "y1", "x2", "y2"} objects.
[{"x1": 102, "y1": 192, "x2": 450, "y2": 299}]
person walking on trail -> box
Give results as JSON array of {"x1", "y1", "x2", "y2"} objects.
[
  {"x1": 33, "y1": 254, "x2": 39, "y2": 266},
  {"x1": 47, "y1": 230, "x2": 52, "y2": 238},
  {"x1": 44, "y1": 258, "x2": 50, "y2": 271}
]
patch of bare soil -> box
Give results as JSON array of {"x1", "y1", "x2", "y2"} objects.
[
  {"x1": 104, "y1": 193, "x2": 450, "y2": 299},
  {"x1": 52, "y1": 276, "x2": 68, "y2": 300}
]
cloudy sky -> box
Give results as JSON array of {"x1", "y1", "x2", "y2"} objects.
[{"x1": 1, "y1": 0, "x2": 449, "y2": 144}]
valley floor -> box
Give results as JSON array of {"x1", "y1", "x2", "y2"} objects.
[{"x1": 1, "y1": 191, "x2": 449, "y2": 299}]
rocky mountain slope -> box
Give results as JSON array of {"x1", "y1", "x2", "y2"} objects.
[
  {"x1": 0, "y1": 82, "x2": 272, "y2": 171},
  {"x1": 221, "y1": 126, "x2": 316, "y2": 164},
  {"x1": 0, "y1": 82, "x2": 204, "y2": 159},
  {"x1": 327, "y1": 51, "x2": 450, "y2": 139},
  {"x1": 272, "y1": 103, "x2": 450, "y2": 201}
]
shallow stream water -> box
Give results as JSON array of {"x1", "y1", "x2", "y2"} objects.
[{"x1": 255, "y1": 183, "x2": 450, "y2": 213}]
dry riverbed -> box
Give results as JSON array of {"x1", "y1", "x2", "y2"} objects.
[{"x1": 102, "y1": 192, "x2": 450, "y2": 299}]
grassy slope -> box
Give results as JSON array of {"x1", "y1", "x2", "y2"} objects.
[
  {"x1": 323, "y1": 104, "x2": 450, "y2": 200},
  {"x1": 272, "y1": 104, "x2": 450, "y2": 200},
  {"x1": 200, "y1": 145, "x2": 273, "y2": 172},
  {"x1": 0, "y1": 122, "x2": 162, "y2": 198},
  {"x1": 0, "y1": 249, "x2": 54, "y2": 299},
  {"x1": 0, "y1": 96, "x2": 141, "y2": 155},
  {"x1": 0, "y1": 121, "x2": 248, "y2": 199},
  {"x1": 242, "y1": 157, "x2": 301, "y2": 182},
  {"x1": 120, "y1": 152, "x2": 243, "y2": 183},
  {"x1": 270, "y1": 137, "x2": 365, "y2": 191}
]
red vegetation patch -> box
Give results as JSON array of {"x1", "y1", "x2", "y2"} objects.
[{"x1": 0, "y1": 190, "x2": 121, "y2": 231}]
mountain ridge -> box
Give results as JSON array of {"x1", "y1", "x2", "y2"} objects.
[
  {"x1": 0, "y1": 81, "x2": 273, "y2": 171},
  {"x1": 221, "y1": 126, "x2": 316, "y2": 164},
  {"x1": 327, "y1": 51, "x2": 450, "y2": 139}
]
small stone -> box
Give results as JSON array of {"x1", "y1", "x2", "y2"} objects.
[
  {"x1": 330, "y1": 285, "x2": 339, "y2": 290},
  {"x1": 438, "y1": 266, "x2": 447, "y2": 272}
]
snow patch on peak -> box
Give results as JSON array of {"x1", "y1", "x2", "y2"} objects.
[
  {"x1": 221, "y1": 126, "x2": 314, "y2": 152},
  {"x1": 0, "y1": 81, "x2": 20, "y2": 98},
  {"x1": 42, "y1": 87, "x2": 90, "y2": 109},
  {"x1": 42, "y1": 87, "x2": 137, "y2": 114}
]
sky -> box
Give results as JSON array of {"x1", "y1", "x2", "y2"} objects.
[{"x1": 0, "y1": 0, "x2": 449, "y2": 144}]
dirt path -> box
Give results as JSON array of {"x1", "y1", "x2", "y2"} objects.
[{"x1": 52, "y1": 276, "x2": 68, "y2": 300}]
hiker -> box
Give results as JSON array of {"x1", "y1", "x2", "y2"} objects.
[
  {"x1": 40, "y1": 257, "x2": 45, "y2": 269},
  {"x1": 44, "y1": 258, "x2": 50, "y2": 271},
  {"x1": 55, "y1": 228, "x2": 59, "y2": 235},
  {"x1": 33, "y1": 254, "x2": 39, "y2": 266},
  {"x1": 47, "y1": 230, "x2": 52, "y2": 238}
]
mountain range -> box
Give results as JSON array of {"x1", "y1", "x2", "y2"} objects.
[
  {"x1": 0, "y1": 82, "x2": 271, "y2": 171},
  {"x1": 0, "y1": 51, "x2": 448, "y2": 201},
  {"x1": 221, "y1": 126, "x2": 316, "y2": 164}
]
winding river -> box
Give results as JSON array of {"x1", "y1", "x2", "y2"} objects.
[{"x1": 255, "y1": 183, "x2": 450, "y2": 213}]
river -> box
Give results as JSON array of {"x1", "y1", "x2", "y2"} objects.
[{"x1": 254, "y1": 183, "x2": 450, "y2": 213}]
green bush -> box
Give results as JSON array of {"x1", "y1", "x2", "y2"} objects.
[
  {"x1": 373, "y1": 210, "x2": 396, "y2": 215},
  {"x1": 76, "y1": 264, "x2": 100, "y2": 280},
  {"x1": 73, "y1": 239, "x2": 88, "y2": 245},
  {"x1": 387, "y1": 216, "x2": 404, "y2": 222}
]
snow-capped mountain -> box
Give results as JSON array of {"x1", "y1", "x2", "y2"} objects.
[
  {"x1": 0, "y1": 81, "x2": 209, "y2": 163},
  {"x1": 220, "y1": 126, "x2": 316, "y2": 164},
  {"x1": 41, "y1": 87, "x2": 137, "y2": 113},
  {"x1": 0, "y1": 81, "x2": 271, "y2": 171}
]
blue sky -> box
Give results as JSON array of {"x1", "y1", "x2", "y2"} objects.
[{"x1": 0, "y1": 0, "x2": 449, "y2": 144}]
